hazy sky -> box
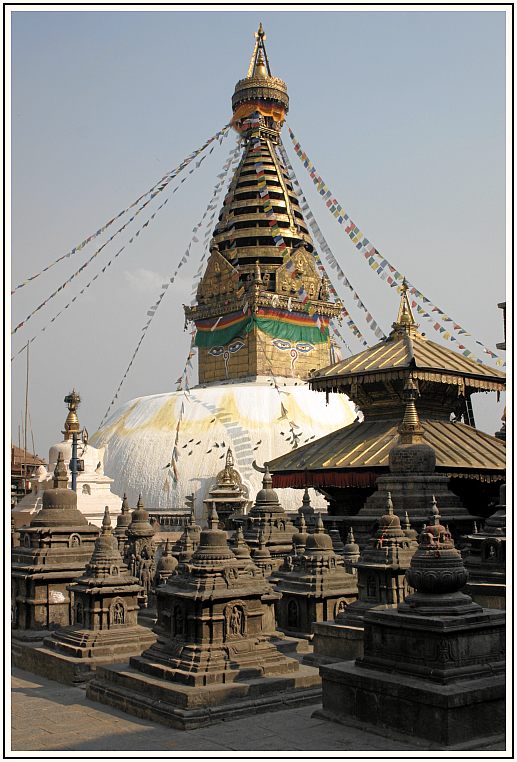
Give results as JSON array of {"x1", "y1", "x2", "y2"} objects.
[{"x1": 10, "y1": 8, "x2": 507, "y2": 458}]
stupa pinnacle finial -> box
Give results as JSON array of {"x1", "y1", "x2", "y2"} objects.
[
  {"x1": 102, "y1": 506, "x2": 112, "y2": 533},
  {"x1": 208, "y1": 505, "x2": 219, "y2": 530},
  {"x1": 392, "y1": 277, "x2": 417, "y2": 335},
  {"x1": 386, "y1": 492, "x2": 394, "y2": 515},
  {"x1": 53, "y1": 451, "x2": 69, "y2": 489},
  {"x1": 63, "y1": 389, "x2": 81, "y2": 440},
  {"x1": 398, "y1": 375, "x2": 424, "y2": 443}
]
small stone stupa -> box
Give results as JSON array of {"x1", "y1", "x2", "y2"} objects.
[
  {"x1": 113, "y1": 493, "x2": 132, "y2": 554},
  {"x1": 12, "y1": 453, "x2": 99, "y2": 652},
  {"x1": 348, "y1": 377, "x2": 479, "y2": 547},
  {"x1": 463, "y1": 482, "x2": 506, "y2": 609},
  {"x1": 87, "y1": 507, "x2": 320, "y2": 729},
  {"x1": 342, "y1": 528, "x2": 360, "y2": 575},
  {"x1": 31, "y1": 508, "x2": 156, "y2": 683},
  {"x1": 242, "y1": 466, "x2": 296, "y2": 569},
  {"x1": 318, "y1": 499, "x2": 505, "y2": 747},
  {"x1": 275, "y1": 514, "x2": 358, "y2": 638},
  {"x1": 309, "y1": 493, "x2": 417, "y2": 665},
  {"x1": 154, "y1": 539, "x2": 179, "y2": 587},
  {"x1": 123, "y1": 495, "x2": 156, "y2": 609},
  {"x1": 202, "y1": 448, "x2": 250, "y2": 529}
]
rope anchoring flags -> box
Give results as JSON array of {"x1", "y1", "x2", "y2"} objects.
[{"x1": 287, "y1": 124, "x2": 504, "y2": 368}]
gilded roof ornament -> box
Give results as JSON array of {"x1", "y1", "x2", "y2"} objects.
[
  {"x1": 63, "y1": 389, "x2": 81, "y2": 440},
  {"x1": 392, "y1": 278, "x2": 418, "y2": 336}
]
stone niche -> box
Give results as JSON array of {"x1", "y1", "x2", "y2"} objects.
[
  {"x1": 317, "y1": 500, "x2": 505, "y2": 748},
  {"x1": 86, "y1": 509, "x2": 321, "y2": 729}
]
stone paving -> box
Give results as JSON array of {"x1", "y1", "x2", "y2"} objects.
[{"x1": 10, "y1": 667, "x2": 506, "y2": 754}]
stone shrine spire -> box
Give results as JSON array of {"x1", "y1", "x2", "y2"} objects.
[{"x1": 184, "y1": 26, "x2": 342, "y2": 384}]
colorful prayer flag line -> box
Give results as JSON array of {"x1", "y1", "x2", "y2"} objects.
[{"x1": 286, "y1": 124, "x2": 504, "y2": 369}]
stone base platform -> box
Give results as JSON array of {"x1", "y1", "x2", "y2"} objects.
[
  {"x1": 87, "y1": 662, "x2": 322, "y2": 730},
  {"x1": 11, "y1": 626, "x2": 157, "y2": 685},
  {"x1": 304, "y1": 621, "x2": 363, "y2": 667},
  {"x1": 465, "y1": 582, "x2": 506, "y2": 611},
  {"x1": 318, "y1": 660, "x2": 505, "y2": 747},
  {"x1": 271, "y1": 633, "x2": 312, "y2": 657}
]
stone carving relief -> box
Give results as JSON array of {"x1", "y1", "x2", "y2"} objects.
[
  {"x1": 224, "y1": 603, "x2": 246, "y2": 640},
  {"x1": 111, "y1": 600, "x2": 125, "y2": 626}
]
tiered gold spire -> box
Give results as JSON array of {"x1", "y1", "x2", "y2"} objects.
[
  {"x1": 398, "y1": 376, "x2": 425, "y2": 444},
  {"x1": 392, "y1": 279, "x2": 418, "y2": 336},
  {"x1": 184, "y1": 26, "x2": 342, "y2": 385},
  {"x1": 62, "y1": 390, "x2": 81, "y2": 440}
]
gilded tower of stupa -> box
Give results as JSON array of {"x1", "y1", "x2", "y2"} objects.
[
  {"x1": 93, "y1": 26, "x2": 356, "y2": 519},
  {"x1": 184, "y1": 24, "x2": 341, "y2": 383}
]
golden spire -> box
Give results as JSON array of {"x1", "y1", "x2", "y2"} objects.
[
  {"x1": 62, "y1": 389, "x2": 81, "y2": 440},
  {"x1": 392, "y1": 278, "x2": 417, "y2": 335},
  {"x1": 398, "y1": 376, "x2": 424, "y2": 443}
]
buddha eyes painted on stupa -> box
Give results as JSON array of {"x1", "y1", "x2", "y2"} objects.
[{"x1": 272, "y1": 339, "x2": 314, "y2": 354}]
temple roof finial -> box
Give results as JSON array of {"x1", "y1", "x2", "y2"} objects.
[{"x1": 392, "y1": 278, "x2": 417, "y2": 335}]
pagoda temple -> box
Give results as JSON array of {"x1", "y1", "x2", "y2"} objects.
[
  {"x1": 92, "y1": 25, "x2": 356, "y2": 520},
  {"x1": 269, "y1": 282, "x2": 506, "y2": 518}
]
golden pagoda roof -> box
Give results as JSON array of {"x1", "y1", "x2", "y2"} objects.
[
  {"x1": 310, "y1": 286, "x2": 505, "y2": 393},
  {"x1": 268, "y1": 418, "x2": 505, "y2": 483}
]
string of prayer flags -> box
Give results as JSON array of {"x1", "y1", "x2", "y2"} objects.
[
  {"x1": 277, "y1": 141, "x2": 383, "y2": 347},
  {"x1": 11, "y1": 185, "x2": 179, "y2": 358},
  {"x1": 98, "y1": 140, "x2": 239, "y2": 428},
  {"x1": 13, "y1": 129, "x2": 232, "y2": 338},
  {"x1": 12, "y1": 123, "x2": 231, "y2": 295},
  {"x1": 287, "y1": 124, "x2": 504, "y2": 368}
]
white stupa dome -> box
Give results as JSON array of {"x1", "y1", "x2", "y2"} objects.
[{"x1": 91, "y1": 378, "x2": 357, "y2": 523}]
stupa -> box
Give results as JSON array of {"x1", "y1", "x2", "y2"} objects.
[
  {"x1": 28, "y1": 508, "x2": 156, "y2": 684},
  {"x1": 202, "y1": 448, "x2": 250, "y2": 528},
  {"x1": 87, "y1": 507, "x2": 321, "y2": 729},
  {"x1": 309, "y1": 493, "x2": 417, "y2": 665},
  {"x1": 275, "y1": 514, "x2": 358, "y2": 638},
  {"x1": 242, "y1": 466, "x2": 296, "y2": 568},
  {"x1": 13, "y1": 390, "x2": 122, "y2": 527},
  {"x1": 463, "y1": 482, "x2": 506, "y2": 609},
  {"x1": 12, "y1": 453, "x2": 99, "y2": 655},
  {"x1": 90, "y1": 24, "x2": 357, "y2": 521},
  {"x1": 123, "y1": 495, "x2": 157, "y2": 609},
  {"x1": 113, "y1": 493, "x2": 132, "y2": 553},
  {"x1": 318, "y1": 500, "x2": 505, "y2": 747}
]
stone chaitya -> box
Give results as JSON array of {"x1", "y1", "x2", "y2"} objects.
[
  {"x1": 342, "y1": 528, "x2": 360, "y2": 575},
  {"x1": 154, "y1": 539, "x2": 179, "y2": 587},
  {"x1": 123, "y1": 495, "x2": 156, "y2": 609},
  {"x1": 27, "y1": 508, "x2": 156, "y2": 683},
  {"x1": 318, "y1": 500, "x2": 505, "y2": 747},
  {"x1": 275, "y1": 514, "x2": 358, "y2": 638},
  {"x1": 309, "y1": 493, "x2": 417, "y2": 665},
  {"x1": 113, "y1": 493, "x2": 131, "y2": 554},
  {"x1": 87, "y1": 507, "x2": 320, "y2": 729},
  {"x1": 12, "y1": 453, "x2": 99, "y2": 648},
  {"x1": 242, "y1": 466, "x2": 296, "y2": 569},
  {"x1": 463, "y1": 483, "x2": 506, "y2": 609},
  {"x1": 202, "y1": 448, "x2": 250, "y2": 529}
]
